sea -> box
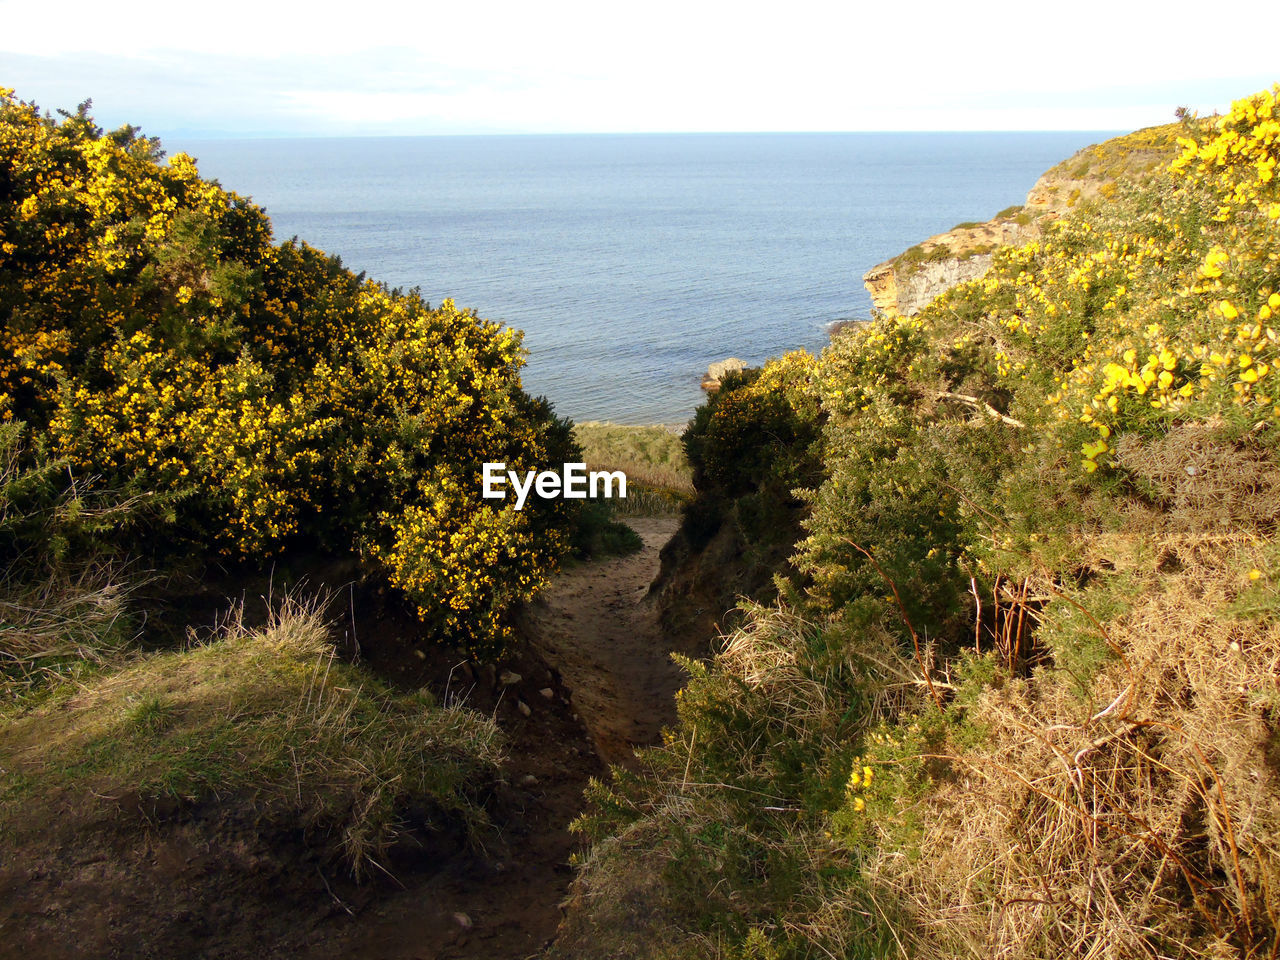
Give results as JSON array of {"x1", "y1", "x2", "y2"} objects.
[{"x1": 171, "y1": 132, "x2": 1113, "y2": 425}]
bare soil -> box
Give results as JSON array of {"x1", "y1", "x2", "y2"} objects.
[
  {"x1": 0, "y1": 517, "x2": 686, "y2": 960},
  {"x1": 523, "y1": 517, "x2": 685, "y2": 766}
]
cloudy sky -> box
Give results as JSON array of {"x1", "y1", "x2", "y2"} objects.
[{"x1": 2, "y1": 0, "x2": 1276, "y2": 138}]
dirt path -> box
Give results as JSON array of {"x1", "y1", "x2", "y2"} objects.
[
  {"x1": 316, "y1": 516, "x2": 684, "y2": 959},
  {"x1": 0, "y1": 520, "x2": 685, "y2": 960},
  {"x1": 524, "y1": 517, "x2": 684, "y2": 766}
]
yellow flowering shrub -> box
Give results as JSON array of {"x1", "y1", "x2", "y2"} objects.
[
  {"x1": 1029, "y1": 87, "x2": 1278, "y2": 468},
  {"x1": 560, "y1": 89, "x2": 1280, "y2": 960},
  {"x1": 686, "y1": 350, "x2": 822, "y2": 496},
  {"x1": 375, "y1": 468, "x2": 567, "y2": 657},
  {"x1": 1, "y1": 90, "x2": 577, "y2": 656}
]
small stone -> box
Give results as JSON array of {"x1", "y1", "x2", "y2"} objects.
[
  {"x1": 499, "y1": 670, "x2": 522, "y2": 686},
  {"x1": 539, "y1": 687, "x2": 555, "y2": 699},
  {"x1": 517, "y1": 700, "x2": 532, "y2": 717},
  {"x1": 453, "y1": 912, "x2": 473, "y2": 930},
  {"x1": 520, "y1": 774, "x2": 539, "y2": 787}
]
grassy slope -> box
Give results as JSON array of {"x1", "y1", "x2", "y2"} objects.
[
  {"x1": 0, "y1": 601, "x2": 504, "y2": 874},
  {"x1": 573, "y1": 421, "x2": 693, "y2": 517},
  {"x1": 554, "y1": 90, "x2": 1280, "y2": 959}
]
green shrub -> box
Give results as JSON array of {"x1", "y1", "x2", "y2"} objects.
[
  {"x1": 0, "y1": 90, "x2": 581, "y2": 658},
  {"x1": 563, "y1": 89, "x2": 1280, "y2": 959}
]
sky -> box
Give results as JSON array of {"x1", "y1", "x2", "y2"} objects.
[{"x1": 2, "y1": 0, "x2": 1277, "y2": 138}]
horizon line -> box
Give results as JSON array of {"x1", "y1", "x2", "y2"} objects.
[{"x1": 163, "y1": 127, "x2": 1136, "y2": 142}]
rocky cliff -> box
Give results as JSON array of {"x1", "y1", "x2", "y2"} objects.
[
  {"x1": 863, "y1": 122, "x2": 1184, "y2": 316},
  {"x1": 863, "y1": 216, "x2": 1037, "y2": 316}
]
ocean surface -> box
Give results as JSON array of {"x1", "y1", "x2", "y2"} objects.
[{"x1": 172, "y1": 132, "x2": 1113, "y2": 425}]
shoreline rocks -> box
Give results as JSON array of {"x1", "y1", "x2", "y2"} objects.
[{"x1": 700, "y1": 357, "x2": 746, "y2": 391}]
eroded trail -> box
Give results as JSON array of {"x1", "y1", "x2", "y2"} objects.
[
  {"x1": 326, "y1": 516, "x2": 685, "y2": 959},
  {"x1": 0, "y1": 520, "x2": 687, "y2": 960},
  {"x1": 525, "y1": 517, "x2": 684, "y2": 766}
]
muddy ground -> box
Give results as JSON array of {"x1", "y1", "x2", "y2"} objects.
[{"x1": 0, "y1": 518, "x2": 686, "y2": 960}]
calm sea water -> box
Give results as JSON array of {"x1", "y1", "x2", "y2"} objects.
[{"x1": 173, "y1": 133, "x2": 1110, "y2": 425}]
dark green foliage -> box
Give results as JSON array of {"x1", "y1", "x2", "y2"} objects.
[{"x1": 568, "y1": 500, "x2": 643, "y2": 559}]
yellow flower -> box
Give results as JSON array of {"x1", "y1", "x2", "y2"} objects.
[{"x1": 1200, "y1": 248, "x2": 1229, "y2": 278}]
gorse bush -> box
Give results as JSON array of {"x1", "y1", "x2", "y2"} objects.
[
  {"x1": 0, "y1": 90, "x2": 579, "y2": 657},
  {"x1": 685, "y1": 353, "x2": 822, "y2": 499},
  {"x1": 659, "y1": 352, "x2": 823, "y2": 629},
  {"x1": 681, "y1": 352, "x2": 822, "y2": 557},
  {"x1": 560, "y1": 87, "x2": 1280, "y2": 959}
]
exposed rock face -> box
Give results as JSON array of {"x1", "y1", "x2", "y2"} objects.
[
  {"x1": 701, "y1": 357, "x2": 746, "y2": 391},
  {"x1": 863, "y1": 218, "x2": 1036, "y2": 316},
  {"x1": 862, "y1": 261, "x2": 898, "y2": 314},
  {"x1": 892, "y1": 253, "x2": 997, "y2": 317},
  {"x1": 861, "y1": 122, "x2": 1183, "y2": 317}
]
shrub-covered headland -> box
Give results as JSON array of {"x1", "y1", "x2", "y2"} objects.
[{"x1": 558, "y1": 85, "x2": 1280, "y2": 960}]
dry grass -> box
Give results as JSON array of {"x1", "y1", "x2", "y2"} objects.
[
  {"x1": 573, "y1": 422, "x2": 694, "y2": 515},
  {"x1": 869, "y1": 533, "x2": 1280, "y2": 959},
  {"x1": 0, "y1": 564, "x2": 133, "y2": 681},
  {"x1": 558, "y1": 530, "x2": 1279, "y2": 958},
  {"x1": 0, "y1": 596, "x2": 505, "y2": 873},
  {"x1": 551, "y1": 815, "x2": 694, "y2": 960},
  {"x1": 1114, "y1": 425, "x2": 1280, "y2": 533},
  {"x1": 0, "y1": 422, "x2": 144, "y2": 691}
]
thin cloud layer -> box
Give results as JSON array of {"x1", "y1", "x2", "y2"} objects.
[{"x1": 1, "y1": 0, "x2": 1276, "y2": 136}]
